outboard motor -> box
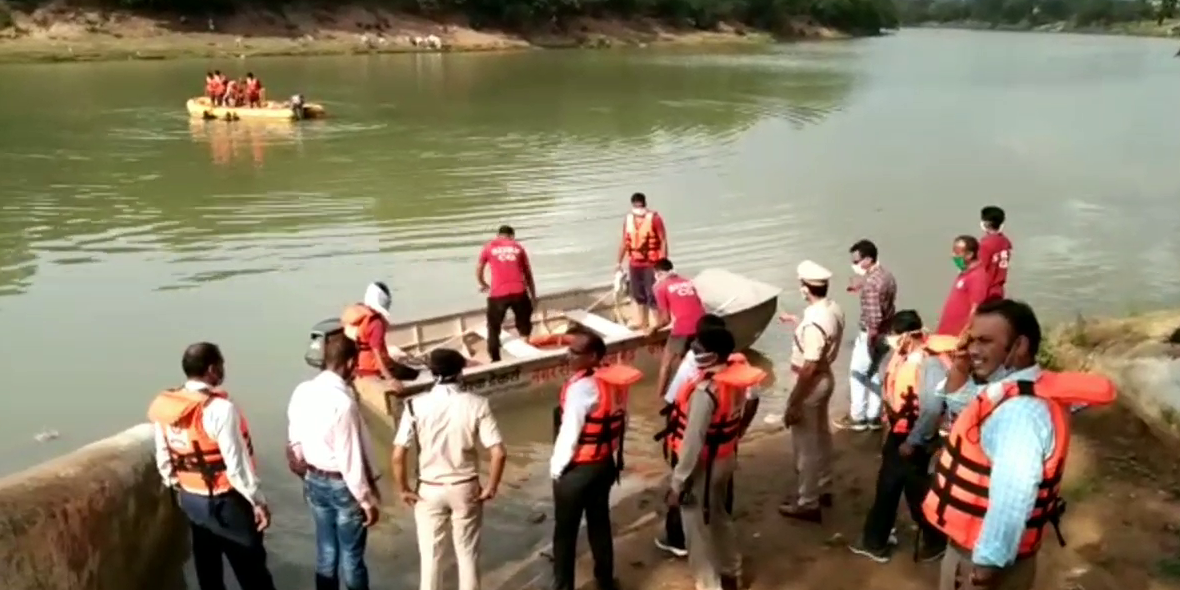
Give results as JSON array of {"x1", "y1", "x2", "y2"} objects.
[
  {"x1": 305, "y1": 317, "x2": 343, "y2": 368},
  {"x1": 290, "y1": 94, "x2": 306, "y2": 121}
]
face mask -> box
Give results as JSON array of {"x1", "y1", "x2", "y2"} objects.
[
  {"x1": 980, "y1": 221, "x2": 990, "y2": 233},
  {"x1": 632, "y1": 207, "x2": 646, "y2": 216},
  {"x1": 952, "y1": 256, "x2": 968, "y2": 271},
  {"x1": 851, "y1": 263, "x2": 867, "y2": 276},
  {"x1": 693, "y1": 351, "x2": 718, "y2": 366},
  {"x1": 799, "y1": 286, "x2": 810, "y2": 301}
]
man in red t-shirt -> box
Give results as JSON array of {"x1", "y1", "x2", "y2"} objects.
[
  {"x1": 978, "y1": 205, "x2": 1013, "y2": 300},
  {"x1": 647, "y1": 258, "x2": 706, "y2": 401},
  {"x1": 477, "y1": 225, "x2": 538, "y2": 362},
  {"x1": 935, "y1": 235, "x2": 990, "y2": 336},
  {"x1": 616, "y1": 193, "x2": 668, "y2": 330}
]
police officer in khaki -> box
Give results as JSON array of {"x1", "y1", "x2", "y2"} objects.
[{"x1": 778, "y1": 260, "x2": 846, "y2": 523}]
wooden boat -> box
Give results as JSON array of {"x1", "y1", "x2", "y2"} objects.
[
  {"x1": 304, "y1": 268, "x2": 781, "y2": 416},
  {"x1": 185, "y1": 97, "x2": 327, "y2": 121}
]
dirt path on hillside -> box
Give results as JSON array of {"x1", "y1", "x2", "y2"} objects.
[{"x1": 545, "y1": 404, "x2": 1180, "y2": 590}]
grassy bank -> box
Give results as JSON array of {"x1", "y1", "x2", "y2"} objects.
[
  {"x1": 556, "y1": 311, "x2": 1180, "y2": 590},
  {"x1": 0, "y1": 0, "x2": 887, "y2": 64},
  {"x1": 895, "y1": 0, "x2": 1180, "y2": 38}
]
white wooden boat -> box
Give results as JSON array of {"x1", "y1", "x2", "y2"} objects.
[{"x1": 305, "y1": 268, "x2": 781, "y2": 417}]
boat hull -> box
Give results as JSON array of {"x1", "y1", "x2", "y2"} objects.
[
  {"x1": 303, "y1": 268, "x2": 781, "y2": 418},
  {"x1": 185, "y1": 97, "x2": 326, "y2": 121}
]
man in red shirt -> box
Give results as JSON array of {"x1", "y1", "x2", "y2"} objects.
[
  {"x1": 978, "y1": 206, "x2": 1013, "y2": 299},
  {"x1": 647, "y1": 258, "x2": 706, "y2": 400},
  {"x1": 477, "y1": 225, "x2": 538, "y2": 362},
  {"x1": 616, "y1": 193, "x2": 668, "y2": 330},
  {"x1": 935, "y1": 235, "x2": 990, "y2": 336}
]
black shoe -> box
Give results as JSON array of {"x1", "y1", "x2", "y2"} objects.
[
  {"x1": 819, "y1": 493, "x2": 833, "y2": 508},
  {"x1": 848, "y1": 541, "x2": 891, "y2": 563},
  {"x1": 915, "y1": 542, "x2": 947, "y2": 563},
  {"x1": 777, "y1": 503, "x2": 822, "y2": 523},
  {"x1": 596, "y1": 578, "x2": 621, "y2": 590}
]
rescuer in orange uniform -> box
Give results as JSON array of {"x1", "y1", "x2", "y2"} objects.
[
  {"x1": 921, "y1": 299, "x2": 1116, "y2": 590},
  {"x1": 549, "y1": 327, "x2": 643, "y2": 590},
  {"x1": 663, "y1": 327, "x2": 765, "y2": 590},
  {"x1": 147, "y1": 342, "x2": 278, "y2": 590},
  {"x1": 615, "y1": 192, "x2": 668, "y2": 330},
  {"x1": 341, "y1": 282, "x2": 420, "y2": 415},
  {"x1": 245, "y1": 72, "x2": 265, "y2": 108},
  {"x1": 849, "y1": 310, "x2": 952, "y2": 564}
]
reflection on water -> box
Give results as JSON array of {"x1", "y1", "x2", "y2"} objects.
[
  {"x1": 188, "y1": 119, "x2": 307, "y2": 167},
  {"x1": 0, "y1": 31, "x2": 1178, "y2": 491}
]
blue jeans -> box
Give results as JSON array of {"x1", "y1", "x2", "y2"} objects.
[{"x1": 305, "y1": 472, "x2": 370, "y2": 590}]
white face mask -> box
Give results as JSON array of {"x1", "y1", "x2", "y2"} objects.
[
  {"x1": 851, "y1": 263, "x2": 867, "y2": 276},
  {"x1": 632, "y1": 207, "x2": 646, "y2": 216},
  {"x1": 799, "y1": 286, "x2": 810, "y2": 301},
  {"x1": 982, "y1": 221, "x2": 1002, "y2": 233}
]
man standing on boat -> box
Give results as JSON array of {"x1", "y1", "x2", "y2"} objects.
[
  {"x1": 779, "y1": 261, "x2": 845, "y2": 523},
  {"x1": 147, "y1": 342, "x2": 278, "y2": 590},
  {"x1": 393, "y1": 348, "x2": 507, "y2": 590},
  {"x1": 286, "y1": 334, "x2": 380, "y2": 590},
  {"x1": 342, "y1": 282, "x2": 420, "y2": 413},
  {"x1": 837, "y1": 240, "x2": 895, "y2": 433},
  {"x1": 616, "y1": 192, "x2": 668, "y2": 330},
  {"x1": 477, "y1": 225, "x2": 537, "y2": 362},
  {"x1": 550, "y1": 328, "x2": 642, "y2": 590},
  {"x1": 647, "y1": 258, "x2": 706, "y2": 404},
  {"x1": 978, "y1": 206, "x2": 1013, "y2": 300}
]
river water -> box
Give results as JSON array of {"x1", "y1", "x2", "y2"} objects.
[{"x1": 1, "y1": 27, "x2": 1178, "y2": 587}]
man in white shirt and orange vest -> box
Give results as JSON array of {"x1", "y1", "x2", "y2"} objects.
[
  {"x1": 148, "y1": 342, "x2": 277, "y2": 590},
  {"x1": 664, "y1": 327, "x2": 765, "y2": 590},
  {"x1": 778, "y1": 261, "x2": 845, "y2": 523},
  {"x1": 287, "y1": 334, "x2": 381, "y2": 590},
  {"x1": 550, "y1": 328, "x2": 643, "y2": 590},
  {"x1": 615, "y1": 192, "x2": 668, "y2": 330},
  {"x1": 393, "y1": 348, "x2": 507, "y2": 590}
]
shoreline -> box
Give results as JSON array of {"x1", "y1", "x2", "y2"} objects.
[
  {"x1": 909, "y1": 19, "x2": 1180, "y2": 39},
  {"x1": 0, "y1": 4, "x2": 852, "y2": 65}
]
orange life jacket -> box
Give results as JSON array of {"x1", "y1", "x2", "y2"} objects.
[
  {"x1": 553, "y1": 364, "x2": 643, "y2": 468},
  {"x1": 881, "y1": 334, "x2": 958, "y2": 434},
  {"x1": 147, "y1": 387, "x2": 257, "y2": 496},
  {"x1": 246, "y1": 78, "x2": 261, "y2": 93},
  {"x1": 341, "y1": 303, "x2": 388, "y2": 375},
  {"x1": 657, "y1": 354, "x2": 764, "y2": 462},
  {"x1": 921, "y1": 371, "x2": 1116, "y2": 558},
  {"x1": 624, "y1": 211, "x2": 662, "y2": 263}
]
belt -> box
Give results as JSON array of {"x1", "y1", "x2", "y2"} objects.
[
  {"x1": 790, "y1": 363, "x2": 834, "y2": 374},
  {"x1": 418, "y1": 476, "x2": 478, "y2": 486},
  {"x1": 306, "y1": 466, "x2": 343, "y2": 479}
]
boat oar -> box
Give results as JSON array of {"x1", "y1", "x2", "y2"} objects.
[
  {"x1": 710, "y1": 295, "x2": 739, "y2": 316},
  {"x1": 405, "y1": 329, "x2": 477, "y2": 365}
]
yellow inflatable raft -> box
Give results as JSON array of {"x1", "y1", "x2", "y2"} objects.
[{"x1": 186, "y1": 97, "x2": 327, "y2": 121}]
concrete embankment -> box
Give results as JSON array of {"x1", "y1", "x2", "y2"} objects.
[
  {"x1": 1043, "y1": 309, "x2": 1180, "y2": 442},
  {"x1": 0, "y1": 423, "x2": 187, "y2": 590}
]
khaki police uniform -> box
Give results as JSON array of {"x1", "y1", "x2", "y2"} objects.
[{"x1": 788, "y1": 261, "x2": 845, "y2": 510}]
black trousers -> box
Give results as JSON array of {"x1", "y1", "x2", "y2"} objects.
[
  {"x1": 552, "y1": 460, "x2": 616, "y2": 590},
  {"x1": 486, "y1": 292, "x2": 534, "y2": 362},
  {"x1": 178, "y1": 490, "x2": 278, "y2": 590},
  {"x1": 861, "y1": 432, "x2": 947, "y2": 551}
]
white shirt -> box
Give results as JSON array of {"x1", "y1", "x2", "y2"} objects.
[
  {"x1": 287, "y1": 371, "x2": 379, "y2": 507},
  {"x1": 394, "y1": 381, "x2": 503, "y2": 484},
  {"x1": 154, "y1": 380, "x2": 265, "y2": 506},
  {"x1": 550, "y1": 375, "x2": 601, "y2": 479},
  {"x1": 664, "y1": 355, "x2": 762, "y2": 404}
]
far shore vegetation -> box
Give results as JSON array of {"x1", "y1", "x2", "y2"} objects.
[
  {"x1": 0, "y1": 0, "x2": 899, "y2": 63},
  {"x1": 895, "y1": 0, "x2": 1180, "y2": 36}
]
